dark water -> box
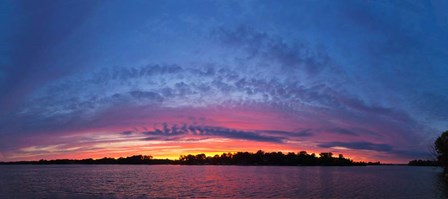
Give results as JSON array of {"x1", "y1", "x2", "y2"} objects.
[{"x1": 0, "y1": 165, "x2": 446, "y2": 199}]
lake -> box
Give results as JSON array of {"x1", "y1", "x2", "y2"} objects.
[{"x1": 0, "y1": 165, "x2": 446, "y2": 198}]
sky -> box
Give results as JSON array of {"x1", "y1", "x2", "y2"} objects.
[{"x1": 1, "y1": 0, "x2": 448, "y2": 163}]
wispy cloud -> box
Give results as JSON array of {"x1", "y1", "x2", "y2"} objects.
[
  {"x1": 141, "y1": 123, "x2": 285, "y2": 143},
  {"x1": 318, "y1": 141, "x2": 393, "y2": 152},
  {"x1": 212, "y1": 26, "x2": 332, "y2": 75}
]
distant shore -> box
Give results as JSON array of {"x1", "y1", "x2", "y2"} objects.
[
  {"x1": 1, "y1": 151, "x2": 437, "y2": 167},
  {"x1": 0, "y1": 150, "x2": 382, "y2": 166}
]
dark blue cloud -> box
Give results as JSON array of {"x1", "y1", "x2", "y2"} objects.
[
  {"x1": 142, "y1": 123, "x2": 285, "y2": 143},
  {"x1": 327, "y1": 128, "x2": 358, "y2": 136},
  {"x1": 213, "y1": 26, "x2": 332, "y2": 75},
  {"x1": 260, "y1": 129, "x2": 313, "y2": 138},
  {"x1": 318, "y1": 141, "x2": 432, "y2": 159}
]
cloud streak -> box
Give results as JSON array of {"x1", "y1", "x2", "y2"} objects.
[
  {"x1": 318, "y1": 141, "x2": 393, "y2": 152},
  {"x1": 141, "y1": 123, "x2": 289, "y2": 143}
]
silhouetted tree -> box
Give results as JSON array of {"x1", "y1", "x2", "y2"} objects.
[
  {"x1": 319, "y1": 152, "x2": 333, "y2": 166},
  {"x1": 435, "y1": 130, "x2": 448, "y2": 172}
]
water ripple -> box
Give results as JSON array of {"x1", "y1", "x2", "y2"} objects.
[{"x1": 0, "y1": 165, "x2": 446, "y2": 199}]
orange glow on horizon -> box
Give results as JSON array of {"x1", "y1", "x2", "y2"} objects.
[
  {"x1": 1, "y1": 106, "x2": 411, "y2": 164},
  {"x1": 5, "y1": 141, "x2": 398, "y2": 163}
]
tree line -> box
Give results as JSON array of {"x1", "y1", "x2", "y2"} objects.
[
  {"x1": 0, "y1": 155, "x2": 171, "y2": 165},
  {"x1": 178, "y1": 150, "x2": 378, "y2": 166},
  {"x1": 408, "y1": 159, "x2": 439, "y2": 166},
  {"x1": 0, "y1": 150, "x2": 380, "y2": 166}
]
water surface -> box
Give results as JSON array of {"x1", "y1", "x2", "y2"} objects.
[{"x1": 0, "y1": 165, "x2": 446, "y2": 198}]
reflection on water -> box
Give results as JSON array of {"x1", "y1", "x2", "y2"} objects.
[
  {"x1": 0, "y1": 165, "x2": 446, "y2": 198},
  {"x1": 436, "y1": 172, "x2": 448, "y2": 198}
]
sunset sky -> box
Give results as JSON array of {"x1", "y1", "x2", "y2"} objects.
[{"x1": 1, "y1": 0, "x2": 448, "y2": 163}]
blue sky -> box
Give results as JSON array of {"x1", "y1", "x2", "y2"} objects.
[{"x1": 0, "y1": 0, "x2": 447, "y2": 162}]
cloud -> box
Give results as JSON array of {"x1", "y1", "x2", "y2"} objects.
[
  {"x1": 260, "y1": 129, "x2": 313, "y2": 138},
  {"x1": 212, "y1": 25, "x2": 331, "y2": 75},
  {"x1": 318, "y1": 141, "x2": 432, "y2": 160},
  {"x1": 392, "y1": 150, "x2": 432, "y2": 159},
  {"x1": 413, "y1": 93, "x2": 448, "y2": 120},
  {"x1": 129, "y1": 91, "x2": 164, "y2": 102},
  {"x1": 0, "y1": 1, "x2": 99, "y2": 116},
  {"x1": 120, "y1": 131, "x2": 133, "y2": 136},
  {"x1": 4, "y1": 61, "x2": 421, "y2": 148},
  {"x1": 326, "y1": 128, "x2": 358, "y2": 136},
  {"x1": 318, "y1": 141, "x2": 393, "y2": 152},
  {"x1": 142, "y1": 123, "x2": 285, "y2": 143},
  {"x1": 193, "y1": 126, "x2": 284, "y2": 143}
]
